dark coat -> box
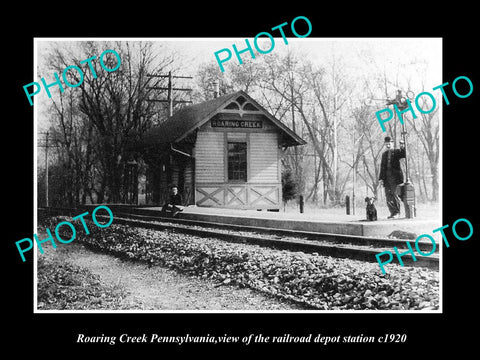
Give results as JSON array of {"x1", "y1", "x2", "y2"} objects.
[
  {"x1": 168, "y1": 193, "x2": 183, "y2": 206},
  {"x1": 379, "y1": 148, "x2": 406, "y2": 185}
]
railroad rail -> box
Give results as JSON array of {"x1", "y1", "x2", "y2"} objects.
[{"x1": 38, "y1": 207, "x2": 439, "y2": 270}]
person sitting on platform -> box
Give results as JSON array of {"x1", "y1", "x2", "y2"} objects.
[{"x1": 161, "y1": 186, "x2": 184, "y2": 217}]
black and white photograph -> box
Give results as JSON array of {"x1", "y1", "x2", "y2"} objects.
[
  {"x1": 33, "y1": 37, "x2": 442, "y2": 313},
  {"x1": 6, "y1": 7, "x2": 478, "y2": 355}
]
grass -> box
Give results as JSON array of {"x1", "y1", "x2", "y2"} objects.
[{"x1": 37, "y1": 254, "x2": 128, "y2": 310}]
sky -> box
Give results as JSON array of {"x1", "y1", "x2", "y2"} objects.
[
  {"x1": 34, "y1": 37, "x2": 442, "y2": 133},
  {"x1": 36, "y1": 37, "x2": 442, "y2": 85},
  {"x1": 156, "y1": 37, "x2": 442, "y2": 90}
]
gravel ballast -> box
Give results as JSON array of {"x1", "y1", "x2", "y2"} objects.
[{"x1": 41, "y1": 216, "x2": 440, "y2": 311}]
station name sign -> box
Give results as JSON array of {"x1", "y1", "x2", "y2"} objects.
[{"x1": 211, "y1": 119, "x2": 262, "y2": 128}]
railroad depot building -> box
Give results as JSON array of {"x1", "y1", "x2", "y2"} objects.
[{"x1": 139, "y1": 90, "x2": 306, "y2": 210}]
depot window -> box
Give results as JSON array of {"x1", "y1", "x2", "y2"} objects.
[{"x1": 227, "y1": 142, "x2": 247, "y2": 182}]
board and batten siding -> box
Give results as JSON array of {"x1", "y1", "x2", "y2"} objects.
[
  {"x1": 249, "y1": 132, "x2": 279, "y2": 183},
  {"x1": 195, "y1": 131, "x2": 225, "y2": 183}
]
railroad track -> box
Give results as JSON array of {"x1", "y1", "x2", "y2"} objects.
[
  {"x1": 39, "y1": 207, "x2": 439, "y2": 270},
  {"x1": 110, "y1": 211, "x2": 439, "y2": 270}
]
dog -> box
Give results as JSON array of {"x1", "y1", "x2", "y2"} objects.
[{"x1": 365, "y1": 196, "x2": 378, "y2": 221}]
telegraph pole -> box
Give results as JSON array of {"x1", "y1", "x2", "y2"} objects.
[
  {"x1": 38, "y1": 131, "x2": 58, "y2": 207},
  {"x1": 147, "y1": 71, "x2": 193, "y2": 116}
]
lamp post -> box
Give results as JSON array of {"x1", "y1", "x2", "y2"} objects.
[{"x1": 386, "y1": 90, "x2": 416, "y2": 218}]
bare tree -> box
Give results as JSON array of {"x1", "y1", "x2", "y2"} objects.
[
  {"x1": 351, "y1": 103, "x2": 383, "y2": 198},
  {"x1": 260, "y1": 51, "x2": 310, "y2": 196},
  {"x1": 48, "y1": 89, "x2": 96, "y2": 206},
  {"x1": 406, "y1": 92, "x2": 440, "y2": 201},
  {"x1": 40, "y1": 41, "x2": 175, "y2": 205}
]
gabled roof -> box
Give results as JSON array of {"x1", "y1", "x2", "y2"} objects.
[{"x1": 141, "y1": 90, "x2": 306, "y2": 148}]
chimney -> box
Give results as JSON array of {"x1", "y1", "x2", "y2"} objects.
[{"x1": 213, "y1": 80, "x2": 219, "y2": 98}]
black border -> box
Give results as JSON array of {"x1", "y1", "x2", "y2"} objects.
[{"x1": 6, "y1": 5, "x2": 478, "y2": 355}]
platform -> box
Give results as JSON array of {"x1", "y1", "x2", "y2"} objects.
[{"x1": 130, "y1": 205, "x2": 442, "y2": 238}]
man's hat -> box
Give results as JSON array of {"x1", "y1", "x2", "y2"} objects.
[{"x1": 384, "y1": 136, "x2": 393, "y2": 143}]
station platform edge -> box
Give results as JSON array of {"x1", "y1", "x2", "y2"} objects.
[{"x1": 112, "y1": 205, "x2": 442, "y2": 238}]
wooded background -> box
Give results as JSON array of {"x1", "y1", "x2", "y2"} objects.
[{"x1": 36, "y1": 40, "x2": 440, "y2": 209}]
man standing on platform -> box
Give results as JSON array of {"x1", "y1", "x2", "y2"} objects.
[{"x1": 379, "y1": 136, "x2": 406, "y2": 219}]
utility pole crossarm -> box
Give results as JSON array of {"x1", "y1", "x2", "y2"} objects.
[
  {"x1": 146, "y1": 71, "x2": 193, "y2": 117},
  {"x1": 148, "y1": 87, "x2": 193, "y2": 92}
]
